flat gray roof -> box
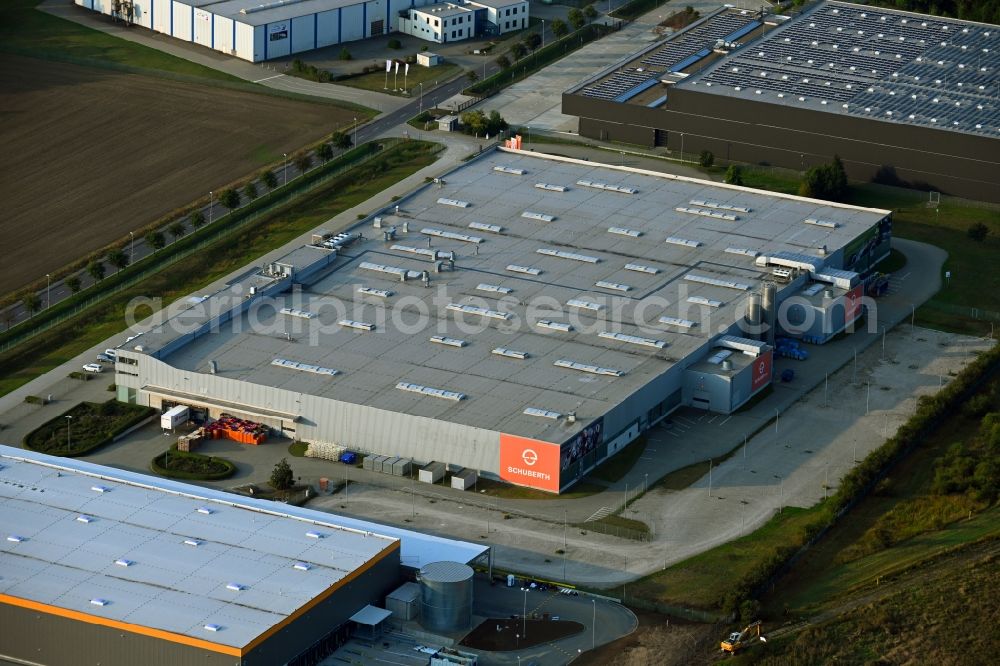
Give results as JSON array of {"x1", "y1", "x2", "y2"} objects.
[
  {"x1": 0, "y1": 447, "x2": 485, "y2": 649},
  {"x1": 126, "y1": 150, "x2": 887, "y2": 443},
  {"x1": 680, "y1": 1, "x2": 1000, "y2": 137}
]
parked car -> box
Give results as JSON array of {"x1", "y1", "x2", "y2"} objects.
[
  {"x1": 103, "y1": 349, "x2": 118, "y2": 361},
  {"x1": 96, "y1": 353, "x2": 114, "y2": 363},
  {"x1": 82, "y1": 363, "x2": 103, "y2": 373}
]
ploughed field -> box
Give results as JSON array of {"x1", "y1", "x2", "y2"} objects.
[{"x1": 0, "y1": 54, "x2": 350, "y2": 294}]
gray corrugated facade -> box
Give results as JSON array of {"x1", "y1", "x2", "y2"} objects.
[
  {"x1": 0, "y1": 547, "x2": 400, "y2": 666},
  {"x1": 563, "y1": 86, "x2": 1000, "y2": 203}
]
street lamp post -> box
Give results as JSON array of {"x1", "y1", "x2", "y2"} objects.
[
  {"x1": 522, "y1": 588, "x2": 530, "y2": 634},
  {"x1": 353, "y1": 117, "x2": 358, "y2": 148},
  {"x1": 65, "y1": 415, "x2": 73, "y2": 452},
  {"x1": 419, "y1": 82, "x2": 424, "y2": 113},
  {"x1": 46, "y1": 274, "x2": 50, "y2": 309},
  {"x1": 283, "y1": 153, "x2": 288, "y2": 185},
  {"x1": 129, "y1": 231, "x2": 134, "y2": 265},
  {"x1": 209, "y1": 191, "x2": 213, "y2": 225},
  {"x1": 680, "y1": 132, "x2": 685, "y2": 162},
  {"x1": 592, "y1": 599, "x2": 596, "y2": 650},
  {"x1": 541, "y1": 20, "x2": 545, "y2": 48}
]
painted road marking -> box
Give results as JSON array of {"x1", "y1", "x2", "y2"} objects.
[
  {"x1": 586, "y1": 506, "x2": 613, "y2": 522},
  {"x1": 253, "y1": 74, "x2": 285, "y2": 83},
  {"x1": 719, "y1": 415, "x2": 733, "y2": 426}
]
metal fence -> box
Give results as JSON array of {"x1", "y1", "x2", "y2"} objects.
[
  {"x1": 920, "y1": 299, "x2": 1000, "y2": 323},
  {"x1": 0, "y1": 143, "x2": 394, "y2": 354}
]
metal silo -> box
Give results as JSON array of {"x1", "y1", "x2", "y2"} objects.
[
  {"x1": 418, "y1": 561, "x2": 474, "y2": 632},
  {"x1": 761, "y1": 282, "x2": 777, "y2": 346},
  {"x1": 745, "y1": 292, "x2": 762, "y2": 339}
]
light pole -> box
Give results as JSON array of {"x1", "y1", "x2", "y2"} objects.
[
  {"x1": 209, "y1": 191, "x2": 213, "y2": 225},
  {"x1": 774, "y1": 474, "x2": 783, "y2": 512},
  {"x1": 129, "y1": 231, "x2": 134, "y2": 265},
  {"x1": 418, "y1": 82, "x2": 424, "y2": 113},
  {"x1": 522, "y1": 587, "x2": 530, "y2": 635},
  {"x1": 680, "y1": 132, "x2": 685, "y2": 162},
  {"x1": 65, "y1": 415, "x2": 73, "y2": 452},
  {"x1": 526, "y1": 126, "x2": 530, "y2": 147},
  {"x1": 541, "y1": 20, "x2": 545, "y2": 48},
  {"x1": 46, "y1": 274, "x2": 50, "y2": 309},
  {"x1": 591, "y1": 599, "x2": 596, "y2": 650},
  {"x1": 283, "y1": 153, "x2": 288, "y2": 185},
  {"x1": 353, "y1": 117, "x2": 358, "y2": 148}
]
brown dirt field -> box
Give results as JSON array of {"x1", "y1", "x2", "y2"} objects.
[
  {"x1": 0, "y1": 54, "x2": 354, "y2": 294},
  {"x1": 574, "y1": 609, "x2": 719, "y2": 666}
]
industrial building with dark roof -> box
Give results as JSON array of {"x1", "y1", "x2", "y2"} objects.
[
  {"x1": 0, "y1": 446, "x2": 487, "y2": 666},
  {"x1": 563, "y1": 1, "x2": 1000, "y2": 202},
  {"x1": 107, "y1": 148, "x2": 891, "y2": 494}
]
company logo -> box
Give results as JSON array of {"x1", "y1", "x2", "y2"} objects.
[
  {"x1": 500, "y1": 434, "x2": 560, "y2": 492},
  {"x1": 757, "y1": 360, "x2": 766, "y2": 377}
]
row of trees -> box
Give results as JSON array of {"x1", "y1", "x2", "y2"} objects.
[
  {"x1": 493, "y1": 5, "x2": 598, "y2": 71},
  {"x1": 16, "y1": 130, "x2": 356, "y2": 319}
]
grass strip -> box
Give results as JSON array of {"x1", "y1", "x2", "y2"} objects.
[{"x1": 0, "y1": 140, "x2": 442, "y2": 397}]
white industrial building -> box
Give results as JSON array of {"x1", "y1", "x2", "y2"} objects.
[
  {"x1": 397, "y1": 0, "x2": 528, "y2": 44},
  {"x1": 111, "y1": 149, "x2": 890, "y2": 493},
  {"x1": 75, "y1": 0, "x2": 528, "y2": 61}
]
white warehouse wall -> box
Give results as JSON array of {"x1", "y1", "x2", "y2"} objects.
[{"x1": 173, "y1": 2, "x2": 193, "y2": 41}]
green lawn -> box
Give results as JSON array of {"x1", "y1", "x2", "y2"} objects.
[
  {"x1": 0, "y1": 141, "x2": 442, "y2": 397},
  {"x1": 626, "y1": 504, "x2": 829, "y2": 611},
  {"x1": 474, "y1": 477, "x2": 606, "y2": 500},
  {"x1": 0, "y1": 0, "x2": 241, "y2": 82},
  {"x1": 338, "y1": 64, "x2": 461, "y2": 96}
]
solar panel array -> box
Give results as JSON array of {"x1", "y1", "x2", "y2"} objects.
[
  {"x1": 685, "y1": 1, "x2": 1000, "y2": 136},
  {"x1": 579, "y1": 8, "x2": 761, "y2": 100}
]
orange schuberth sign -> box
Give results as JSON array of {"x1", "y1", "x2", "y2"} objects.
[{"x1": 499, "y1": 434, "x2": 561, "y2": 493}]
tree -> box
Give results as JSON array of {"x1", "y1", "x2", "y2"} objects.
[
  {"x1": 466, "y1": 70, "x2": 479, "y2": 83},
  {"x1": 107, "y1": 248, "x2": 129, "y2": 273},
  {"x1": 220, "y1": 188, "x2": 240, "y2": 210},
  {"x1": 724, "y1": 164, "x2": 744, "y2": 186},
  {"x1": 243, "y1": 181, "x2": 258, "y2": 201},
  {"x1": 495, "y1": 54, "x2": 512, "y2": 70},
  {"x1": 23, "y1": 292, "x2": 41, "y2": 316},
  {"x1": 331, "y1": 131, "x2": 352, "y2": 150},
  {"x1": 568, "y1": 8, "x2": 586, "y2": 30},
  {"x1": 190, "y1": 210, "x2": 206, "y2": 229},
  {"x1": 1, "y1": 307, "x2": 15, "y2": 330},
  {"x1": 145, "y1": 231, "x2": 166, "y2": 252},
  {"x1": 295, "y1": 154, "x2": 312, "y2": 175},
  {"x1": 87, "y1": 260, "x2": 107, "y2": 282},
  {"x1": 698, "y1": 150, "x2": 715, "y2": 168},
  {"x1": 968, "y1": 222, "x2": 990, "y2": 242},
  {"x1": 65, "y1": 275, "x2": 81, "y2": 294},
  {"x1": 316, "y1": 142, "x2": 333, "y2": 163},
  {"x1": 523, "y1": 32, "x2": 541, "y2": 51},
  {"x1": 459, "y1": 110, "x2": 489, "y2": 136},
  {"x1": 550, "y1": 19, "x2": 568, "y2": 38},
  {"x1": 798, "y1": 155, "x2": 848, "y2": 201},
  {"x1": 486, "y1": 110, "x2": 508, "y2": 136},
  {"x1": 168, "y1": 221, "x2": 186, "y2": 240},
  {"x1": 261, "y1": 169, "x2": 278, "y2": 189},
  {"x1": 511, "y1": 43, "x2": 527, "y2": 61},
  {"x1": 270, "y1": 458, "x2": 294, "y2": 490},
  {"x1": 583, "y1": 4, "x2": 598, "y2": 21}
]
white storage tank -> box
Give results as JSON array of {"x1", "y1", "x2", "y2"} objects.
[{"x1": 419, "y1": 561, "x2": 474, "y2": 632}]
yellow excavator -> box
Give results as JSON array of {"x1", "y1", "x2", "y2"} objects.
[{"x1": 721, "y1": 620, "x2": 765, "y2": 653}]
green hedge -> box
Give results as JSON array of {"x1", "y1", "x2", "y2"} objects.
[
  {"x1": 150, "y1": 448, "x2": 236, "y2": 481},
  {"x1": 23, "y1": 400, "x2": 156, "y2": 457},
  {"x1": 610, "y1": 0, "x2": 662, "y2": 20}
]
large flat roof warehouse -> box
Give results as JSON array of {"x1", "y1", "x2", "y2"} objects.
[
  {"x1": 683, "y1": 1, "x2": 1000, "y2": 137},
  {"x1": 116, "y1": 150, "x2": 889, "y2": 492},
  {"x1": 0, "y1": 446, "x2": 486, "y2": 654},
  {"x1": 171, "y1": 0, "x2": 364, "y2": 27},
  {"x1": 573, "y1": 1, "x2": 999, "y2": 136}
]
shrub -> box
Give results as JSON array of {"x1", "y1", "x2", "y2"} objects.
[
  {"x1": 24, "y1": 395, "x2": 46, "y2": 405},
  {"x1": 698, "y1": 150, "x2": 714, "y2": 168},
  {"x1": 271, "y1": 458, "x2": 294, "y2": 490},
  {"x1": 724, "y1": 164, "x2": 744, "y2": 185},
  {"x1": 151, "y1": 448, "x2": 236, "y2": 480},
  {"x1": 387, "y1": 38, "x2": 401, "y2": 49},
  {"x1": 967, "y1": 222, "x2": 989, "y2": 242},
  {"x1": 339, "y1": 47, "x2": 352, "y2": 61},
  {"x1": 799, "y1": 155, "x2": 848, "y2": 201}
]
